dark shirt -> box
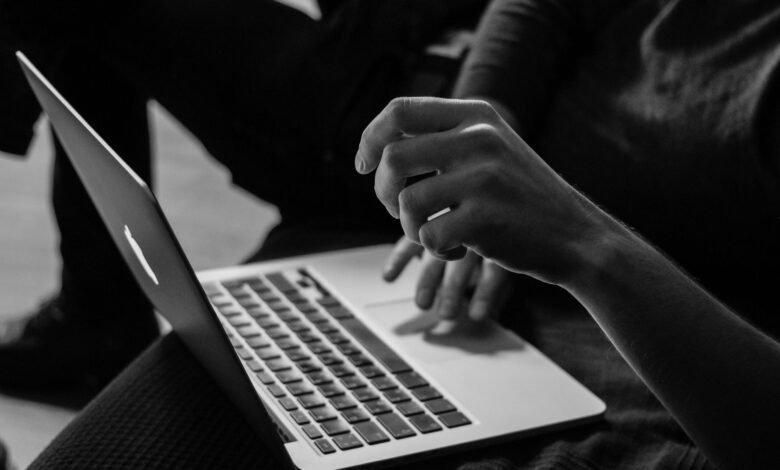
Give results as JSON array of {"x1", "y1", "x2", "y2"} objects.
[{"x1": 457, "y1": 0, "x2": 780, "y2": 335}]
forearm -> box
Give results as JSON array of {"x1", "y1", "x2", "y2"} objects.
[{"x1": 564, "y1": 211, "x2": 780, "y2": 469}]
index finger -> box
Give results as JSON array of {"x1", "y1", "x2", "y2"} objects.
[{"x1": 355, "y1": 97, "x2": 484, "y2": 174}]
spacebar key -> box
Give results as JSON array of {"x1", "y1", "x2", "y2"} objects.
[{"x1": 339, "y1": 318, "x2": 412, "y2": 374}]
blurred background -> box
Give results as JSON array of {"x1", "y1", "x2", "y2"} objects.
[{"x1": 0, "y1": 102, "x2": 279, "y2": 468}]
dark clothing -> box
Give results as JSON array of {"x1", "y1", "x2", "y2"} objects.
[
  {"x1": 27, "y1": 225, "x2": 714, "y2": 470},
  {"x1": 458, "y1": 0, "x2": 780, "y2": 335},
  {"x1": 0, "y1": 0, "x2": 481, "y2": 317}
]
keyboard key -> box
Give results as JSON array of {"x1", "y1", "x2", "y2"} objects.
[
  {"x1": 276, "y1": 371, "x2": 303, "y2": 384},
  {"x1": 228, "y1": 317, "x2": 251, "y2": 327},
  {"x1": 371, "y1": 377, "x2": 397, "y2": 391},
  {"x1": 425, "y1": 398, "x2": 456, "y2": 415},
  {"x1": 203, "y1": 282, "x2": 221, "y2": 295},
  {"x1": 237, "y1": 298, "x2": 261, "y2": 309},
  {"x1": 229, "y1": 336, "x2": 242, "y2": 348},
  {"x1": 267, "y1": 272, "x2": 297, "y2": 293},
  {"x1": 321, "y1": 419, "x2": 350, "y2": 436},
  {"x1": 411, "y1": 386, "x2": 441, "y2": 401},
  {"x1": 330, "y1": 394, "x2": 357, "y2": 411},
  {"x1": 365, "y1": 400, "x2": 393, "y2": 415},
  {"x1": 309, "y1": 406, "x2": 338, "y2": 422},
  {"x1": 276, "y1": 310, "x2": 300, "y2": 323},
  {"x1": 319, "y1": 383, "x2": 345, "y2": 398},
  {"x1": 330, "y1": 364, "x2": 354, "y2": 378},
  {"x1": 308, "y1": 343, "x2": 332, "y2": 355},
  {"x1": 267, "y1": 384, "x2": 286, "y2": 398},
  {"x1": 342, "y1": 408, "x2": 371, "y2": 424},
  {"x1": 256, "y1": 371, "x2": 275, "y2": 385},
  {"x1": 348, "y1": 355, "x2": 373, "y2": 367},
  {"x1": 247, "y1": 308, "x2": 270, "y2": 319},
  {"x1": 266, "y1": 359, "x2": 292, "y2": 372},
  {"x1": 296, "y1": 302, "x2": 319, "y2": 314},
  {"x1": 237, "y1": 326, "x2": 261, "y2": 338},
  {"x1": 246, "y1": 337, "x2": 271, "y2": 349},
  {"x1": 323, "y1": 305, "x2": 354, "y2": 320},
  {"x1": 383, "y1": 388, "x2": 411, "y2": 404},
  {"x1": 397, "y1": 401, "x2": 425, "y2": 417},
  {"x1": 298, "y1": 394, "x2": 326, "y2": 409},
  {"x1": 267, "y1": 301, "x2": 289, "y2": 312},
  {"x1": 359, "y1": 365, "x2": 385, "y2": 379},
  {"x1": 377, "y1": 412, "x2": 417, "y2": 439},
  {"x1": 325, "y1": 332, "x2": 350, "y2": 344},
  {"x1": 332, "y1": 432, "x2": 363, "y2": 451},
  {"x1": 337, "y1": 343, "x2": 362, "y2": 356},
  {"x1": 297, "y1": 361, "x2": 322, "y2": 374},
  {"x1": 304, "y1": 312, "x2": 329, "y2": 323},
  {"x1": 307, "y1": 372, "x2": 333, "y2": 386},
  {"x1": 266, "y1": 329, "x2": 289, "y2": 340},
  {"x1": 314, "y1": 322, "x2": 339, "y2": 334},
  {"x1": 274, "y1": 338, "x2": 299, "y2": 350},
  {"x1": 256, "y1": 318, "x2": 279, "y2": 330},
  {"x1": 313, "y1": 438, "x2": 336, "y2": 454},
  {"x1": 221, "y1": 279, "x2": 247, "y2": 289},
  {"x1": 409, "y1": 414, "x2": 443, "y2": 434},
  {"x1": 302, "y1": 424, "x2": 323, "y2": 440},
  {"x1": 353, "y1": 389, "x2": 379, "y2": 402},
  {"x1": 286, "y1": 350, "x2": 311, "y2": 362},
  {"x1": 287, "y1": 382, "x2": 314, "y2": 396},
  {"x1": 218, "y1": 307, "x2": 242, "y2": 317},
  {"x1": 317, "y1": 297, "x2": 341, "y2": 308},
  {"x1": 290, "y1": 410, "x2": 310, "y2": 425},
  {"x1": 320, "y1": 354, "x2": 343, "y2": 366},
  {"x1": 285, "y1": 292, "x2": 307, "y2": 303},
  {"x1": 439, "y1": 411, "x2": 471, "y2": 428},
  {"x1": 236, "y1": 348, "x2": 253, "y2": 360},
  {"x1": 256, "y1": 349, "x2": 281, "y2": 361},
  {"x1": 341, "y1": 376, "x2": 367, "y2": 390},
  {"x1": 297, "y1": 332, "x2": 321, "y2": 343},
  {"x1": 288, "y1": 323, "x2": 311, "y2": 333},
  {"x1": 246, "y1": 358, "x2": 264, "y2": 372},
  {"x1": 354, "y1": 421, "x2": 390, "y2": 445},
  {"x1": 396, "y1": 371, "x2": 428, "y2": 389},
  {"x1": 279, "y1": 397, "x2": 298, "y2": 411},
  {"x1": 258, "y1": 292, "x2": 281, "y2": 303},
  {"x1": 339, "y1": 318, "x2": 413, "y2": 374}
]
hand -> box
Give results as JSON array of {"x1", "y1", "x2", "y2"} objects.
[
  {"x1": 356, "y1": 97, "x2": 605, "y2": 285},
  {"x1": 383, "y1": 237, "x2": 512, "y2": 321}
]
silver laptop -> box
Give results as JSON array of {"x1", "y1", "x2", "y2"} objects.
[{"x1": 18, "y1": 51, "x2": 605, "y2": 469}]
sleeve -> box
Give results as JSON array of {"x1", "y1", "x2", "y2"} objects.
[{"x1": 454, "y1": 0, "x2": 630, "y2": 137}]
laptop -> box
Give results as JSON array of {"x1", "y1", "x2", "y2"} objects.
[{"x1": 17, "y1": 51, "x2": 605, "y2": 469}]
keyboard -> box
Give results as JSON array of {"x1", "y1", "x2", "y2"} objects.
[{"x1": 204, "y1": 269, "x2": 471, "y2": 454}]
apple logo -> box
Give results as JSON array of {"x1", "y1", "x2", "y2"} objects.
[{"x1": 124, "y1": 225, "x2": 159, "y2": 286}]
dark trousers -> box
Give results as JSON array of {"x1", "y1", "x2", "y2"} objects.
[{"x1": 7, "y1": 0, "x2": 431, "y2": 320}]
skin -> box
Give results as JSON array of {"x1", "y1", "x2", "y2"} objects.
[{"x1": 356, "y1": 96, "x2": 780, "y2": 469}]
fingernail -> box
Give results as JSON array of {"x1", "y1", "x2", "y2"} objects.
[
  {"x1": 355, "y1": 157, "x2": 365, "y2": 174},
  {"x1": 382, "y1": 264, "x2": 395, "y2": 281},
  {"x1": 416, "y1": 288, "x2": 432, "y2": 308},
  {"x1": 470, "y1": 300, "x2": 489, "y2": 321}
]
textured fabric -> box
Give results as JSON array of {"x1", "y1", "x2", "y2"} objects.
[
  {"x1": 457, "y1": 0, "x2": 780, "y2": 334},
  {"x1": 28, "y1": 226, "x2": 718, "y2": 470}
]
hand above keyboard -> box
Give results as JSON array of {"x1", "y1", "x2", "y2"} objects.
[{"x1": 382, "y1": 237, "x2": 512, "y2": 322}]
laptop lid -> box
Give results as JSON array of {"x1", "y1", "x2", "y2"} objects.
[{"x1": 16, "y1": 51, "x2": 295, "y2": 467}]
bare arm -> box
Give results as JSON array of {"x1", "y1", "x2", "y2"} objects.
[{"x1": 357, "y1": 96, "x2": 780, "y2": 469}]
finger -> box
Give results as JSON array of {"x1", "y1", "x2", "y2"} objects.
[
  {"x1": 398, "y1": 170, "x2": 466, "y2": 244},
  {"x1": 468, "y1": 261, "x2": 511, "y2": 322},
  {"x1": 415, "y1": 251, "x2": 445, "y2": 309},
  {"x1": 373, "y1": 129, "x2": 465, "y2": 218},
  {"x1": 356, "y1": 97, "x2": 491, "y2": 174},
  {"x1": 383, "y1": 237, "x2": 423, "y2": 282},
  {"x1": 435, "y1": 251, "x2": 481, "y2": 320},
  {"x1": 417, "y1": 200, "x2": 476, "y2": 260}
]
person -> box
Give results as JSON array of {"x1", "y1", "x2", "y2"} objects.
[
  {"x1": 0, "y1": 0, "x2": 487, "y2": 390},
  {"x1": 356, "y1": 96, "x2": 779, "y2": 470},
  {"x1": 13, "y1": 0, "x2": 780, "y2": 469}
]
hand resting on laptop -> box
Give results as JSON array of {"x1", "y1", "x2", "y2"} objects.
[{"x1": 355, "y1": 96, "x2": 780, "y2": 470}]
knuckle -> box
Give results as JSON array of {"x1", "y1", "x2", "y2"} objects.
[
  {"x1": 397, "y1": 187, "x2": 418, "y2": 214},
  {"x1": 470, "y1": 99, "x2": 499, "y2": 120},
  {"x1": 382, "y1": 141, "x2": 403, "y2": 172},
  {"x1": 387, "y1": 97, "x2": 413, "y2": 124}
]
